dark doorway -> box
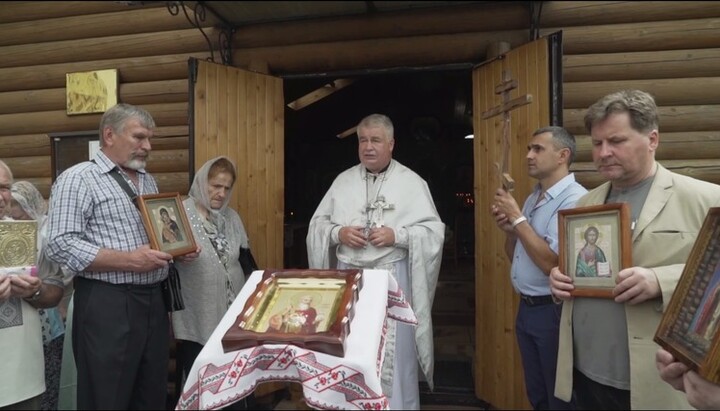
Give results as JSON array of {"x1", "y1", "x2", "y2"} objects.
[{"x1": 283, "y1": 69, "x2": 476, "y2": 270}]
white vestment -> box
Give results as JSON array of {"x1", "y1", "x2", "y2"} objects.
[{"x1": 306, "y1": 160, "x2": 445, "y2": 408}]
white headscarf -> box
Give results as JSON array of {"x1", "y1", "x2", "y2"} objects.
[
  {"x1": 11, "y1": 180, "x2": 46, "y2": 223},
  {"x1": 188, "y1": 156, "x2": 237, "y2": 232},
  {"x1": 189, "y1": 156, "x2": 243, "y2": 270}
]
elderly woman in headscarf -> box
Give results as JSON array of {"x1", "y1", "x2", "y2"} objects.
[
  {"x1": 9, "y1": 181, "x2": 68, "y2": 410},
  {"x1": 172, "y1": 156, "x2": 256, "y2": 382}
]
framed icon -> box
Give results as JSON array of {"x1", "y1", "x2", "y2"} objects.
[
  {"x1": 136, "y1": 192, "x2": 196, "y2": 257},
  {"x1": 222, "y1": 269, "x2": 363, "y2": 357},
  {"x1": 558, "y1": 203, "x2": 632, "y2": 298},
  {"x1": 0, "y1": 220, "x2": 37, "y2": 267},
  {"x1": 655, "y1": 207, "x2": 720, "y2": 384}
]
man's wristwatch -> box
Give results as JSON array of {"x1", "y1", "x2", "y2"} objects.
[{"x1": 26, "y1": 287, "x2": 41, "y2": 302}]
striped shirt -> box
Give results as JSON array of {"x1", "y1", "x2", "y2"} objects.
[{"x1": 45, "y1": 151, "x2": 167, "y2": 284}]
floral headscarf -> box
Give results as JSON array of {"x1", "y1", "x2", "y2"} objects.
[
  {"x1": 189, "y1": 156, "x2": 236, "y2": 230},
  {"x1": 189, "y1": 156, "x2": 241, "y2": 269}
]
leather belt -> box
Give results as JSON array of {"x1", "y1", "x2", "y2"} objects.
[
  {"x1": 520, "y1": 294, "x2": 554, "y2": 306},
  {"x1": 76, "y1": 275, "x2": 161, "y2": 290}
]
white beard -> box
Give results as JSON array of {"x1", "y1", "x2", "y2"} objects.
[
  {"x1": 124, "y1": 157, "x2": 147, "y2": 170},
  {"x1": 298, "y1": 303, "x2": 310, "y2": 310}
]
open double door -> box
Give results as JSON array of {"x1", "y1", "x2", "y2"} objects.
[{"x1": 190, "y1": 33, "x2": 560, "y2": 410}]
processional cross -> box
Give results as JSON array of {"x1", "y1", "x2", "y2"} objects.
[
  {"x1": 364, "y1": 195, "x2": 394, "y2": 238},
  {"x1": 480, "y1": 69, "x2": 533, "y2": 192}
]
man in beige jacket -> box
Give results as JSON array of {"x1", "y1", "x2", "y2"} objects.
[{"x1": 549, "y1": 90, "x2": 720, "y2": 409}]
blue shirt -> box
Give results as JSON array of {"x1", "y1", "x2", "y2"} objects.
[
  {"x1": 45, "y1": 151, "x2": 167, "y2": 285},
  {"x1": 510, "y1": 173, "x2": 587, "y2": 296}
]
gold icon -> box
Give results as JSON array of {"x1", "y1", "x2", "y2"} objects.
[
  {"x1": 0, "y1": 220, "x2": 37, "y2": 267},
  {"x1": 66, "y1": 69, "x2": 118, "y2": 115}
]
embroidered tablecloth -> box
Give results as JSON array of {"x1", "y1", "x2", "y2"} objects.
[{"x1": 176, "y1": 269, "x2": 416, "y2": 410}]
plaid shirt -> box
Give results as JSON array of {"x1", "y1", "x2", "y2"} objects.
[{"x1": 45, "y1": 151, "x2": 167, "y2": 284}]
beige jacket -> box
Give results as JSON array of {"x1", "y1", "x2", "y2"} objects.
[{"x1": 555, "y1": 164, "x2": 720, "y2": 409}]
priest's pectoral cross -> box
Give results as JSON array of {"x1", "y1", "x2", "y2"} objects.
[
  {"x1": 480, "y1": 69, "x2": 533, "y2": 192},
  {"x1": 364, "y1": 195, "x2": 395, "y2": 238}
]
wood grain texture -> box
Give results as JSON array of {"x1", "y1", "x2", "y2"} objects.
[
  {"x1": 233, "y1": 30, "x2": 529, "y2": 74},
  {"x1": 474, "y1": 37, "x2": 549, "y2": 410},
  {"x1": 541, "y1": 1, "x2": 720, "y2": 27},
  {"x1": 543, "y1": 18, "x2": 720, "y2": 54},
  {"x1": 233, "y1": 3, "x2": 529, "y2": 48},
  {"x1": 0, "y1": 4, "x2": 718, "y2": 408},
  {"x1": 0, "y1": 28, "x2": 218, "y2": 68},
  {"x1": 564, "y1": 48, "x2": 720, "y2": 82},
  {"x1": 192, "y1": 60, "x2": 285, "y2": 271},
  {"x1": 0, "y1": 80, "x2": 187, "y2": 115}
]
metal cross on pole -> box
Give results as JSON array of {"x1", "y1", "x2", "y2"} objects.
[{"x1": 480, "y1": 69, "x2": 533, "y2": 192}]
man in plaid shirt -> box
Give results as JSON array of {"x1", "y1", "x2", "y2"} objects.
[{"x1": 46, "y1": 103, "x2": 196, "y2": 409}]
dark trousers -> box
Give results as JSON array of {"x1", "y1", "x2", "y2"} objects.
[
  {"x1": 73, "y1": 277, "x2": 169, "y2": 410},
  {"x1": 516, "y1": 300, "x2": 574, "y2": 410},
  {"x1": 573, "y1": 368, "x2": 630, "y2": 410}
]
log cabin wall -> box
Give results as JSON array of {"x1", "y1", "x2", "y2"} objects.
[
  {"x1": 2, "y1": 2, "x2": 720, "y2": 410},
  {"x1": 0, "y1": 1, "x2": 218, "y2": 197},
  {"x1": 540, "y1": 1, "x2": 720, "y2": 189}
]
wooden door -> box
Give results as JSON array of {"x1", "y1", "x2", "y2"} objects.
[
  {"x1": 190, "y1": 58, "x2": 285, "y2": 270},
  {"x1": 473, "y1": 35, "x2": 559, "y2": 410}
]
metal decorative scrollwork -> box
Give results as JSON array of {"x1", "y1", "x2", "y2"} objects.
[
  {"x1": 218, "y1": 27, "x2": 234, "y2": 66},
  {"x1": 166, "y1": 1, "x2": 233, "y2": 66}
]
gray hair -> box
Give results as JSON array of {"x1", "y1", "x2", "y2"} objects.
[
  {"x1": 533, "y1": 126, "x2": 577, "y2": 166},
  {"x1": 98, "y1": 103, "x2": 156, "y2": 146},
  {"x1": 584, "y1": 90, "x2": 659, "y2": 134},
  {"x1": 357, "y1": 113, "x2": 394, "y2": 141}
]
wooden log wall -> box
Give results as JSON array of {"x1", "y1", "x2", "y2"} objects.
[
  {"x1": 540, "y1": 1, "x2": 720, "y2": 189},
  {"x1": 0, "y1": 1, "x2": 218, "y2": 197},
  {"x1": 230, "y1": 3, "x2": 531, "y2": 74},
  {"x1": 3, "y1": 2, "x2": 720, "y2": 410},
  {"x1": 0, "y1": 1, "x2": 533, "y2": 211}
]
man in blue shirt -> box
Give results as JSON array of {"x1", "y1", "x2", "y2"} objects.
[{"x1": 491, "y1": 126, "x2": 586, "y2": 410}]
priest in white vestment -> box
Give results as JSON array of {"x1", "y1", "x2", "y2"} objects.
[{"x1": 306, "y1": 113, "x2": 445, "y2": 409}]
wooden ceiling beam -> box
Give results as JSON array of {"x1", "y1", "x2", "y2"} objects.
[
  {"x1": 287, "y1": 78, "x2": 355, "y2": 110},
  {"x1": 336, "y1": 126, "x2": 357, "y2": 139}
]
